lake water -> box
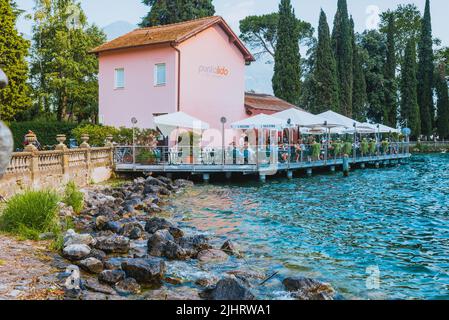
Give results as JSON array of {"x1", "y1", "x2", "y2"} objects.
[{"x1": 167, "y1": 154, "x2": 449, "y2": 300}]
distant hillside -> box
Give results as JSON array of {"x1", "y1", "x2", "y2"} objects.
[{"x1": 102, "y1": 21, "x2": 136, "y2": 40}]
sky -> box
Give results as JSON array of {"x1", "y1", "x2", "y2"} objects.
[{"x1": 13, "y1": 0, "x2": 449, "y2": 93}]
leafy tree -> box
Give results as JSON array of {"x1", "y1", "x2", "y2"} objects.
[
  {"x1": 435, "y1": 63, "x2": 449, "y2": 139},
  {"x1": 311, "y1": 9, "x2": 339, "y2": 114},
  {"x1": 29, "y1": 0, "x2": 106, "y2": 122},
  {"x1": 417, "y1": 0, "x2": 434, "y2": 136},
  {"x1": 383, "y1": 14, "x2": 398, "y2": 127},
  {"x1": 0, "y1": 0, "x2": 32, "y2": 121},
  {"x1": 332, "y1": 0, "x2": 353, "y2": 117},
  {"x1": 272, "y1": 0, "x2": 301, "y2": 105},
  {"x1": 400, "y1": 39, "x2": 420, "y2": 137},
  {"x1": 359, "y1": 30, "x2": 386, "y2": 123},
  {"x1": 239, "y1": 13, "x2": 313, "y2": 61},
  {"x1": 351, "y1": 17, "x2": 367, "y2": 122},
  {"x1": 140, "y1": 0, "x2": 215, "y2": 27},
  {"x1": 380, "y1": 4, "x2": 422, "y2": 66}
]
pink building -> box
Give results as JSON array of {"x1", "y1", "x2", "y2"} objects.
[{"x1": 92, "y1": 16, "x2": 298, "y2": 132}]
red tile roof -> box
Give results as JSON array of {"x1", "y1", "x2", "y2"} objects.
[
  {"x1": 245, "y1": 93, "x2": 303, "y2": 114},
  {"x1": 91, "y1": 16, "x2": 255, "y2": 62}
]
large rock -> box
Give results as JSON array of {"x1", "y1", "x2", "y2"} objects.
[
  {"x1": 115, "y1": 278, "x2": 141, "y2": 296},
  {"x1": 202, "y1": 277, "x2": 255, "y2": 300},
  {"x1": 79, "y1": 257, "x2": 104, "y2": 274},
  {"x1": 121, "y1": 258, "x2": 166, "y2": 284},
  {"x1": 121, "y1": 222, "x2": 144, "y2": 240},
  {"x1": 94, "y1": 235, "x2": 130, "y2": 254},
  {"x1": 63, "y1": 229, "x2": 95, "y2": 247},
  {"x1": 174, "y1": 179, "x2": 194, "y2": 188},
  {"x1": 95, "y1": 216, "x2": 109, "y2": 231},
  {"x1": 163, "y1": 241, "x2": 189, "y2": 260},
  {"x1": 147, "y1": 229, "x2": 174, "y2": 257},
  {"x1": 221, "y1": 240, "x2": 242, "y2": 257},
  {"x1": 83, "y1": 279, "x2": 116, "y2": 295},
  {"x1": 145, "y1": 217, "x2": 175, "y2": 234},
  {"x1": 98, "y1": 270, "x2": 126, "y2": 285},
  {"x1": 197, "y1": 249, "x2": 229, "y2": 264},
  {"x1": 177, "y1": 235, "x2": 211, "y2": 257},
  {"x1": 282, "y1": 277, "x2": 336, "y2": 300},
  {"x1": 63, "y1": 244, "x2": 91, "y2": 261}
]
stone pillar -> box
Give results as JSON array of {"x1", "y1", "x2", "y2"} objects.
[
  {"x1": 56, "y1": 134, "x2": 69, "y2": 176},
  {"x1": 287, "y1": 170, "x2": 293, "y2": 180},
  {"x1": 24, "y1": 132, "x2": 39, "y2": 185},
  {"x1": 203, "y1": 173, "x2": 210, "y2": 183},
  {"x1": 104, "y1": 134, "x2": 114, "y2": 166},
  {"x1": 342, "y1": 155, "x2": 350, "y2": 177},
  {"x1": 306, "y1": 168, "x2": 313, "y2": 177},
  {"x1": 259, "y1": 174, "x2": 266, "y2": 183},
  {"x1": 80, "y1": 134, "x2": 91, "y2": 184},
  {"x1": 80, "y1": 134, "x2": 90, "y2": 149},
  {"x1": 360, "y1": 163, "x2": 366, "y2": 169},
  {"x1": 330, "y1": 166, "x2": 336, "y2": 173}
]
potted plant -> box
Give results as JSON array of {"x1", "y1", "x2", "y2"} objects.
[
  {"x1": 311, "y1": 142, "x2": 321, "y2": 160},
  {"x1": 136, "y1": 149, "x2": 156, "y2": 165},
  {"x1": 342, "y1": 142, "x2": 352, "y2": 156},
  {"x1": 361, "y1": 139, "x2": 369, "y2": 156},
  {"x1": 381, "y1": 140, "x2": 390, "y2": 154},
  {"x1": 331, "y1": 141, "x2": 342, "y2": 158},
  {"x1": 369, "y1": 140, "x2": 377, "y2": 155}
]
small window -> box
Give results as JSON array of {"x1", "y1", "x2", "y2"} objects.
[
  {"x1": 154, "y1": 63, "x2": 166, "y2": 86},
  {"x1": 115, "y1": 68, "x2": 125, "y2": 89}
]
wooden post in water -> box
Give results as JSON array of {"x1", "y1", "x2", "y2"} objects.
[{"x1": 343, "y1": 155, "x2": 350, "y2": 177}]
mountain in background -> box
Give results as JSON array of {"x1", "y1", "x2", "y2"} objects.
[{"x1": 102, "y1": 21, "x2": 136, "y2": 40}]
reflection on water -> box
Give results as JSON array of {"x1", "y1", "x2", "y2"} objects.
[{"x1": 167, "y1": 154, "x2": 449, "y2": 300}]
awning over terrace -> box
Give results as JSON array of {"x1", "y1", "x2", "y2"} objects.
[
  {"x1": 318, "y1": 111, "x2": 376, "y2": 133},
  {"x1": 273, "y1": 108, "x2": 342, "y2": 129},
  {"x1": 154, "y1": 112, "x2": 210, "y2": 137},
  {"x1": 231, "y1": 114, "x2": 287, "y2": 130}
]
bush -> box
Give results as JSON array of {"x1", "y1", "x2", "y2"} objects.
[
  {"x1": 9, "y1": 121, "x2": 78, "y2": 151},
  {"x1": 63, "y1": 181, "x2": 84, "y2": 214},
  {"x1": 311, "y1": 143, "x2": 321, "y2": 159},
  {"x1": 0, "y1": 190, "x2": 60, "y2": 240},
  {"x1": 369, "y1": 141, "x2": 377, "y2": 155},
  {"x1": 72, "y1": 124, "x2": 119, "y2": 147},
  {"x1": 331, "y1": 142, "x2": 342, "y2": 157},
  {"x1": 342, "y1": 142, "x2": 352, "y2": 155},
  {"x1": 361, "y1": 139, "x2": 369, "y2": 155}
]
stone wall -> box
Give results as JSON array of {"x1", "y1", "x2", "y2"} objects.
[{"x1": 0, "y1": 134, "x2": 114, "y2": 198}]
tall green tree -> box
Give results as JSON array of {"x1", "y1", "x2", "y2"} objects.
[
  {"x1": 140, "y1": 0, "x2": 215, "y2": 27},
  {"x1": 380, "y1": 4, "x2": 422, "y2": 66},
  {"x1": 332, "y1": 0, "x2": 353, "y2": 117},
  {"x1": 350, "y1": 17, "x2": 367, "y2": 122},
  {"x1": 400, "y1": 39, "x2": 420, "y2": 137},
  {"x1": 0, "y1": 0, "x2": 32, "y2": 121},
  {"x1": 417, "y1": 0, "x2": 434, "y2": 136},
  {"x1": 239, "y1": 13, "x2": 313, "y2": 61},
  {"x1": 311, "y1": 9, "x2": 339, "y2": 114},
  {"x1": 272, "y1": 0, "x2": 301, "y2": 105},
  {"x1": 29, "y1": 0, "x2": 106, "y2": 122},
  {"x1": 384, "y1": 14, "x2": 398, "y2": 127},
  {"x1": 435, "y1": 63, "x2": 449, "y2": 139},
  {"x1": 359, "y1": 30, "x2": 386, "y2": 123}
]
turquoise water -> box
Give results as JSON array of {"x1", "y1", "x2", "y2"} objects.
[{"x1": 169, "y1": 154, "x2": 449, "y2": 300}]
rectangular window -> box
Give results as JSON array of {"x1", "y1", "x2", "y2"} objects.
[
  {"x1": 115, "y1": 68, "x2": 125, "y2": 89},
  {"x1": 154, "y1": 63, "x2": 166, "y2": 86}
]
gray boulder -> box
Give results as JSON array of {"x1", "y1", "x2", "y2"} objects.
[
  {"x1": 177, "y1": 235, "x2": 211, "y2": 257},
  {"x1": 79, "y1": 257, "x2": 104, "y2": 274},
  {"x1": 115, "y1": 278, "x2": 141, "y2": 296},
  {"x1": 145, "y1": 217, "x2": 175, "y2": 234},
  {"x1": 221, "y1": 240, "x2": 243, "y2": 257},
  {"x1": 98, "y1": 270, "x2": 126, "y2": 285},
  {"x1": 121, "y1": 258, "x2": 166, "y2": 284},
  {"x1": 147, "y1": 229, "x2": 174, "y2": 257},
  {"x1": 197, "y1": 249, "x2": 229, "y2": 264},
  {"x1": 63, "y1": 229, "x2": 95, "y2": 247},
  {"x1": 121, "y1": 222, "x2": 144, "y2": 240},
  {"x1": 282, "y1": 277, "x2": 336, "y2": 300},
  {"x1": 63, "y1": 244, "x2": 91, "y2": 261},
  {"x1": 202, "y1": 277, "x2": 255, "y2": 300},
  {"x1": 94, "y1": 235, "x2": 130, "y2": 254},
  {"x1": 174, "y1": 179, "x2": 194, "y2": 188}
]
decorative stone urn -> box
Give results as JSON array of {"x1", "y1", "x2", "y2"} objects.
[
  {"x1": 56, "y1": 134, "x2": 68, "y2": 150},
  {"x1": 24, "y1": 132, "x2": 38, "y2": 152},
  {"x1": 80, "y1": 134, "x2": 90, "y2": 149},
  {"x1": 105, "y1": 134, "x2": 114, "y2": 147}
]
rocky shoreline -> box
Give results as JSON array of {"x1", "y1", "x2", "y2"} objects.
[{"x1": 55, "y1": 176, "x2": 337, "y2": 300}]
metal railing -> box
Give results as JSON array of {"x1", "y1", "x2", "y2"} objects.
[{"x1": 114, "y1": 142, "x2": 410, "y2": 167}]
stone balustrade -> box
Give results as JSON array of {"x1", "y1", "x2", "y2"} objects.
[{"x1": 0, "y1": 134, "x2": 114, "y2": 198}]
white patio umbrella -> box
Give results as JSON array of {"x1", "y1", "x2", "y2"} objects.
[
  {"x1": 318, "y1": 111, "x2": 375, "y2": 133},
  {"x1": 273, "y1": 108, "x2": 336, "y2": 128},
  {"x1": 154, "y1": 112, "x2": 210, "y2": 137},
  {"x1": 231, "y1": 114, "x2": 287, "y2": 130},
  {"x1": 376, "y1": 124, "x2": 401, "y2": 134}
]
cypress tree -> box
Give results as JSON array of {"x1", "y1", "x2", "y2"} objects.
[
  {"x1": 417, "y1": 0, "x2": 434, "y2": 136},
  {"x1": 332, "y1": 0, "x2": 353, "y2": 117},
  {"x1": 272, "y1": 0, "x2": 301, "y2": 105},
  {"x1": 435, "y1": 63, "x2": 449, "y2": 139},
  {"x1": 0, "y1": 0, "x2": 32, "y2": 120},
  {"x1": 400, "y1": 39, "x2": 420, "y2": 137},
  {"x1": 140, "y1": 0, "x2": 215, "y2": 27},
  {"x1": 384, "y1": 14, "x2": 398, "y2": 127},
  {"x1": 350, "y1": 17, "x2": 367, "y2": 122},
  {"x1": 312, "y1": 9, "x2": 339, "y2": 114}
]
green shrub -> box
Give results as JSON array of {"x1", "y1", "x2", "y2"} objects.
[
  {"x1": 63, "y1": 181, "x2": 84, "y2": 214},
  {"x1": 332, "y1": 142, "x2": 342, "y2": 157},
  {"x1": 9, "y1": 121, "x2": 78, "y2": 150},
  {"x1": 72, "y1": 124, "x2": 119, "y2": 147},
  {"x1": 342, "y1": 142, "x2": 352, "y2": 155},
  {"x1": 0, "y1": 190, "x2": 60, "y2": 240},
  {"x1": 382, "y1": 140, "x2": 390, "y2": 153},
  {"x1": 311, "y1": 143, "x2": 321, "y2": 159},
  {"x1": 361, "y1": 139, "x2": 369, "y2": 155},
  {"x1": 369, "y1": 141, "x2": 377, "y2": 155}
]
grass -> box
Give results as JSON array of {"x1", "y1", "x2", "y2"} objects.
[
  {"x1": 0, "y1": 190, "x2": 60, "y2": 241},
  {"x1": 63, "y1": 181, "x2": 84, "y2": 214}
]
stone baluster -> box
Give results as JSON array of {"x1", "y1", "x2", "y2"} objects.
[
  {"x1": 80, "y1": 134, "x2": 90, "y2": 149},
  {"x1": 105, "y1": 134, "x2": 114, "y2": 166},
  {"x1": 24, "y1": 132, "x2": 39, "y2": 184},
  {"x1": 56, "y1": 134, "x2": 69, "y2": 176},
  {"x1": 79, "y1": 134, "x2": 91, "y2": 184}
]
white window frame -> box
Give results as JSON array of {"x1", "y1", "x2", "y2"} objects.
[
  {"x1": 114, "y1": 68, "x2": 125, "y2": 89},
  {"x1": 154, "y1": 63, "x2": 166, "y2": 87}
]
